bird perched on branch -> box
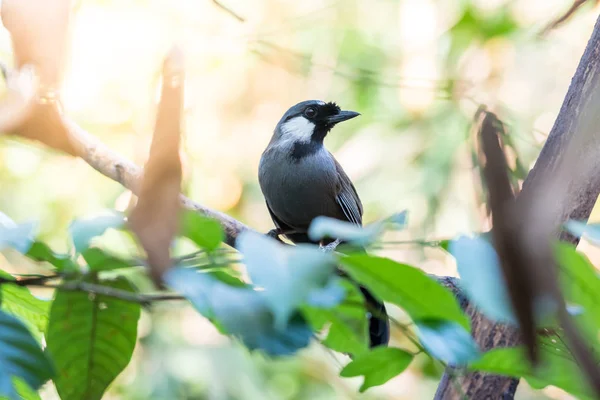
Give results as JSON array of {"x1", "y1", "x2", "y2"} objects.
[{"x1": 258, "y1": 100, "x2": 390, "y2": 348}]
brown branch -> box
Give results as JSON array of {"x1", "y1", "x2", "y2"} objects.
[{"x1": 61, "y1": 118, "x2": 251, "y2": 247}]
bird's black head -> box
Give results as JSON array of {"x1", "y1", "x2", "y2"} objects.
[{"x1": 275, "y1": 100, "x2": 360, "y2": 145}]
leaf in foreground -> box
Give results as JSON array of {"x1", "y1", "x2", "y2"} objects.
[
  {"x1": 308, "y1": 211, "x2": 408, "y2": 246},
  {"x1": 82, "y1": 248, "x2": 134, "y2": 271},
  {"x1": 165, "y1": 268, "x2": 312, "y2": 356},
  {"x1": 1, "y1": 284, "x2": 50, "y2": 339},
  {"x1": 46, "y1": 277, "x2": 140, "y2": 400},
  {"x1": 69, "y1": 211, "x2": 125, "y2": 253},
  {"x1": 237, "y1": 232, "x2": 342, "y2": 330},
  {"x1": 180, "y1": 210, "x2": 224, "y2": 252},
  {"x1": 469, "y1": 336, "x2": 594, "y2": 399},
  {"x1": 0, "y1": 221, "x2": 36, "y2": 254},
  {"x1": 340, "y1": 347, "x2": 413, "y2": 392},
  {"x1": 25, "y1": 241, "x2": 76, "y2": 271},
  {"x1": 415, "y1": 320, "x2": 479, "y2": 364},
  {"x1": 341, "y1": 255, "x2": 469, "y2": 329},
  {"x1": 450, "y1": 236, "x2": 516, "y2": 324},
  {"x1": 128, "y1": 48, "x2": 184, "y2": 284},
  {"x1": 302, "y1": 281, "x2": 369, "y2": 355},
  {"x1": 0, "y1": 310, "x2": 54, "y2": 399}
]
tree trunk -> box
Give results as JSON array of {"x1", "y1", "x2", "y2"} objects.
[{"x1": 435, "y1": 15, "x2": 600, "y2": 399}]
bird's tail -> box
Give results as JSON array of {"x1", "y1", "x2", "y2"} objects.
[
  {"x1": 278, "y1": 234, "x2": 390, "y2": 348},
  {"x1": 359, "y1": 285, "x2": 390, "y2": 347},
  {"x1": 336, "y1": 244, "x2": 390, "y2": 347}
]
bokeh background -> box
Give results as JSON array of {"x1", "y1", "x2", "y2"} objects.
[{"x1": 1, "y1": 0, "x2": 600, "y2": 398}]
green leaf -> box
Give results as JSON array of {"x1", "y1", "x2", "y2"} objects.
[
  {"x1": 563, "y1": 220, "x2": 600, "y2": 245},
  {"x1": 0, "y1": 310, "x2": 54, "y2": 399},
  {"x1": 469, "y1": 338, "x2": 593, "y2": 399},
  {"x1": 0, "y1": 222, "x2": 37, "y2": 254},
  {"x1": 415, "y1": 320, "x2": 479, "y2": 364},
  {"x1": 12, "y1": 377, "x2": 41, "y2": 400},
  {"x1": 180, "y1": 210, "x2": 224, "y2": 252},
  {"x1": 237, "y1": 232, "x2": 342, "y2": 330},
  {"x1": 304, "y1": 307, "x2": 368, "y2": 355},
  {"x1": 46, "y1": 276, "x2": 141, "y2": 400},
  {"x1": 450, "y1": 236, "x2": 515, "y2": 324},
  {"x1": 69, "y1": 211, "x2": 125, "y2": 253},
  {"x1": 25, "y1": 241, "x2": 76, "y2": 271},
  {"x1": 340, "y1": 347, "x2": 413, "y2": 392},
  {"x1": 205, "y1": 270, "x2": 248, "y2": 288},
  {"x1": 437, "y1": 239, "x2": 450, "y2": 252},
  {"x1": 82, "y1": 248, "x2": 134, "y2": 271},
  {"x1": 165, "y1": 268, "x2": 312, "y2": 356},
  {"x1": 554, "y1": 243, "x2": 600, "y2": 334},
  {"x1": 1, "y1": 284, "x2": 50, "y2": 339},
  {"x1": 341, "y1": 255, "x2": 469, "y2": 329},
  {"x1": 308, "y1": 211, "x2": 408, "y2": 246},
  {"x1": 302, "y1": 281, "x2": 368, "y2": 355}
]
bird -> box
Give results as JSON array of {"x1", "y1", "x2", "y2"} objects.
[{"x1": 258, "y1": 99, "x2": 390, "y2": 348}]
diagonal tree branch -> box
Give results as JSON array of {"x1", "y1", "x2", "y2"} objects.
[{"x1": 62, "y1": 117, "x2": 251, "y2": 247}]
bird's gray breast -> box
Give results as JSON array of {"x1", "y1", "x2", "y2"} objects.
[{"x1": 259, "y1": 145, "x2": 340, "y2": 230}]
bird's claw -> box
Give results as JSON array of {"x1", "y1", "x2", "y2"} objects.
[{"x1": 266, "y1": 229, "x2": 284, "y2": 242}]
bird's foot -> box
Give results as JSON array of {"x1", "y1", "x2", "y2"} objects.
[{"x1": 266, "y1": 229, "x2": 284, "y2": 242}]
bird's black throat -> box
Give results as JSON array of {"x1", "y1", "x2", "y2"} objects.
[{"x1": 289, "y1": 140, "x2": 322, "y2": 161}]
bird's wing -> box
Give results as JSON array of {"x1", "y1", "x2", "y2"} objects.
[
  {"x1": 333, "y1": 154, "x2": 363, "y2": 226},
  {"x1": 265, "y1": 201, "x2": 291, "y2": 232}
]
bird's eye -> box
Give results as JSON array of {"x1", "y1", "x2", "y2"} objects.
[{"x1": 304, "y1": 107, "x2": 317, "y2": 118}]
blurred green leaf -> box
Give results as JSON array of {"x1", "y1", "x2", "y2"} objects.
[
  {"x1": 340, "y1": 347, "x2": 413, "y2": 392},
  {"x1": 450, "y1": 236, "x2": 515, "y2": 324},
  {"x1": 69, "y1": 211, "x2": 125, "y2": 253},
  {"x1": 469, "y1": 337, "x2": 593, "y2": 399},
  {"x1": 437, "y1": 239, "x2": 450, "y2": 252},
  {"x1": 82, "y1": 247, "x2": 134, "y2": 271},
  {"x1": 0, "y1": 310, "x2": 54, "y2": 399},
  {"x1": 308, "y1": 211, "x2": 408, "y2": 246},
  {"x1": 303, "y1": 281, "x2": 368, "y2": 355},
  {"x1": 564, "y1": 220, "x2": 600, "y2": 245},
  {"x1": 554, "y1": 242, "x2": 600, "y2": 337},
  {"x1": 1, "y1": 284, "x2": 50, "y2": 339},
  {"x1": 12, "y1": 378, "x2": 41, "y2": 400},
  {"x1": 237, "y1": 232, "x2": 341, "y2": 330},
  {"x1": 415, "y1": 320, "x2": 479, "y2": 365},
  {"x1": 180, "y1": 210, "x2": 225, "y2": 252},
  {"x1": 303, "y1": 307, "x2": 368, "y2": 355},
  {"x1": 25, "y1": 241, "x2": 76, "y2": 272},
  {"x1": 341, "y1": 255, "x2": 469, "y2": 329},
  {"x1": 165, "y1": 268, "x2": 312, "y2": 356},
  {"x1": 0, "y1": 222, "x2": 36, "y2": 254},
  {"x1": 205, "y1": 270, "x2": 248, "y2": 288},
  {"x1": 447, "y1": 6, "x2": 518, "y2": 66},
  {"x1": 46, "y1": 276, "x2": 140, "y2": 400},
  {"x1": 309, "y1": 217, "x2": 382, "y2": 245}
]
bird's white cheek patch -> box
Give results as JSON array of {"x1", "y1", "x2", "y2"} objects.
[{"x1": 281, "y1": 116, "x2": 315, "y2": 143}]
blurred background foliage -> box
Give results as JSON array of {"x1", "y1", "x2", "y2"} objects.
[{"x1": 1, "y1": 0, "x2": 599, "y2": 398}]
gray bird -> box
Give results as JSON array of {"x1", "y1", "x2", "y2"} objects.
[{"x1": 259, "y1": 100, "x2": 390, "y2": 347}]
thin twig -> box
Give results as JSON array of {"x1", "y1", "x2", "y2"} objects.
[
  {"x1": 28, "y1": 280, "x2": 186, "y2": 305},
  {"x1": 211, "y1": 0, "x2": 245, "y2": 22},
  {"x1": 539, "y1": 0, "x2": 591, "y2": 36}
]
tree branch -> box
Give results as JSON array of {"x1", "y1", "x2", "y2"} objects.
[
  {"x1": 62, "y1": 118, "x2": 251, "y2": 247},
  {"x1": 6, "y1": 278, "x2": 186, "y2": 305}
]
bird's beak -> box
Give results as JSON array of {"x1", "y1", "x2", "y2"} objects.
[{"x1": 326, "y1": 110, "x2": 360, "y2": 124}]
